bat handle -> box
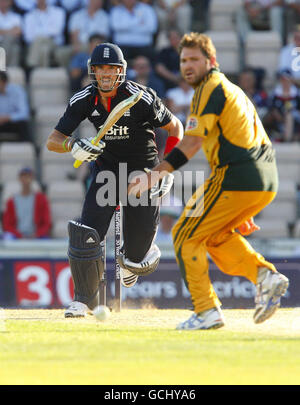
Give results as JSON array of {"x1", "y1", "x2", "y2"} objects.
[
  {"x1": 73, "y1": 159, "x2": 82, "y2": 168},
  {"x1": 73, "y1": 137, "x2": 98, "y2": 168}
]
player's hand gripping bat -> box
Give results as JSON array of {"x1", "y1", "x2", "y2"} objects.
[{"x1": 73, "y1": 90, "x2": 144, "y2": 168}]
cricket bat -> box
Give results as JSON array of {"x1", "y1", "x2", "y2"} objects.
[{"x1": 73, "y1": 90, "x2": 144, "y2": 168}]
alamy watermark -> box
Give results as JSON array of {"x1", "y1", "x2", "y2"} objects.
[{"x1": 95, "y1": 163, "x2": 205, "y2": 217}]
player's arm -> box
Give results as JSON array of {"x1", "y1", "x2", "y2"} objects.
[
  {"x1": 47, "y1": 129, "x2": 105, "y2": 161},
  {"x1": 46, "y1": 129, "x2": 74, "y2": 153},
  {"x1": 129, "y1": 134, "x2": 203, "y2": 197},
  {"x1": 160, "y1": 115, "x2": 184, "y2": 156}
]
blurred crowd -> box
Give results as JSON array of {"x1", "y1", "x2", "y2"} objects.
[{"x1": 2, "y1": 0, "x2": 300, "y2": 240}]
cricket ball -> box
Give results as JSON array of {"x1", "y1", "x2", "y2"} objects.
[{"x1": 93, "y1": 305, "x2": 111, "y2": 321}]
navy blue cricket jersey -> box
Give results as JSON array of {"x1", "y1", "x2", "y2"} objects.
[{"x1": 55, "y1": 80, "x2": 173, "y2": 168}]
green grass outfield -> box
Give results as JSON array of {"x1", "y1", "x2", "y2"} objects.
[{"x1": 0, "y1": 308, "x2": 300, "y2": 385}]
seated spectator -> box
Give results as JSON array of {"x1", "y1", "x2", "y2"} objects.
[
  {"x1": 0, "y1": 71, "x2": 30, "y2": 142},
  {"x1": 190, "y1": 0, "x2": 210, "y2": 32},
  {"x1": 264, "y1": 69, "x2": 300, "y2": 142},
  {"x1": 56, "y1": 0, "x2": 88, "y2": 15},
  {"x1": 165, "y1": 77, "x2": 193, "y2": 125},
  {"x1": 110, "y1": 0, "x2": 158, "y2": 63},
  {"x1": 56, "y1": 0, "x2": 109, "y2": 68},
  {"x1": 13, "y1": 0, "x2": 51, "y2": 14},
  {"x1": 154, "y1": 0, "x2": 192, "y2": 35},
  {"x1": 0, "y1": 0, "x2": 22, "y2": 66},
  {"x1": 2, "y1": 167, "x2": 52, "y2": 240},
  {"x1": 156, "y1": 195, "x2": 182, "y2": 246},
  {"x1": 130, "y1": 55, "x2": 166, "y2": 98},
  {"x1": 238, "y1": 68, "x2": 269, "y2": 120},
  {"x1": 69, "y1": 33, "x2": 107, "y2": 93},
  {"x1": 155, "y1": 29, "x2": 181, "y2": 91},
  {"x1": 23, "y1": 0, "x2": 66, "y2": 68},
  {"x1": 278, "y1": 25, "x2": 300, "y2": 87},
  {"x1": 236, "y1": 0, "x2": 284, "y2": 43}
]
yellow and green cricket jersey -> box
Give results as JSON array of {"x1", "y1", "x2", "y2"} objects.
[{"x1": 185, "y1": 68, "x2": 278, "y2": 192}]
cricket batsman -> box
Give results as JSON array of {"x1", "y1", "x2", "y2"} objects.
[
  {"x1": 128, "y1": 33, "x2": 289, "y2": 330},
  {"x1": 46, "y1": 43, "x2": 183, "y2": 317}
]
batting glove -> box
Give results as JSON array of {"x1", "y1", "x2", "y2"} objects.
[
  {"x1": 146, "y1": 168, "x2": 174, "y2": 199},
  {"x1": 71, "y1": 137, "x2": 105, "y2": 162}
]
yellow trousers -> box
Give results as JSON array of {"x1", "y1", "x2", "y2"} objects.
[{"x1": 172, "y1": 167, "x2": 277, "y2": 313}]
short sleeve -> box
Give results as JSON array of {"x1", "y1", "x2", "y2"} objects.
[
  {"x1": 142, "y1": 88, "x2": 172, "y2": 128},
  {"x1": 55, "y1": 98, "x2": 87, "y2": 136}
]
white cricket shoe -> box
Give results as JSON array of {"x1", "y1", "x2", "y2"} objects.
[
  {"x1": 254, "y1": 267, "x2": 289, "y2": 324},
  {"x1": 120, "y1": 267, "x2": 139, "y2": 288},
  {"x1": 176, "y1": 307, "x2": 225, "y2": 330},
  {"x1": 64, "y1": 301, "x2": 90, "y2": 318}
]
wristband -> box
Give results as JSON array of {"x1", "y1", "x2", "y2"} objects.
[
  {"x1": 164, "y1": 136, "x2": 180, "y2": 156},
  {"x1": 62, "y1": 138, "x2": 71, "y2": 152},
  {"x1": 164, "y1": 147, "x2": 188, "y2": 170}
]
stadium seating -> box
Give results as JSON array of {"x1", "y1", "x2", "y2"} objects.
[
  {"x1": 250, "y1": 218, "x2": 290, "y2": 238},
  {"x1": 210, "y1": 0, "x2": 242, "y2": 31},
  {"x1": 34, "y1": 105, "x2": 67, "y2": 148},
  {"x1": 6, "y1": 67, "x2": 26, "y2": 87},
  {"x1": 205, "y1": 31, "x2": 240, "y2": 74},
  {"x1": 0, "y1": 142, "x2": 36, "y2": 183},
  {"x1": 47, "y1": 180, "x2": 85, "y2": 203},
  {"x1": 245, "y1": 31, "x2": 282, "y2": 85},
  {"x1": 29, "y1": 68, "x2": 69, "y2": 110}
]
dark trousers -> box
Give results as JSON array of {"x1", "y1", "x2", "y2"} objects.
[
  {"x1": 81, "y1": 159, "x2": 160, "y2": 263},
  {"x1": 0, "y1": 121, "x2": 31, "y2": 142}
]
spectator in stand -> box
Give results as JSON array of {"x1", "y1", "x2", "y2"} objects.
[
  {"x1": 154, "y1": 1, "x2": 192, "y2": 35},
  {"x1": 236, "y1": 0, "x2": 284, "y2": 43},
  {"x1": 190, "y1": 0, "x2": 210, "y2": 32},
  {"x1": 278, "y1": 25, "x2": 300, "y2": 87},
  {"x1": 0, "y1": 71, "x2": 30, "y2": 142},
  {"x1": 2, "y1": 167, "x2": 52, "y2": 240},
  {"x1": 0, "y1": 0, "x2": 22, "y2": 66},
  {"x1": 130, "y1": 55, "x2": 166, "y2": 98},
  {"x1": 22, "y1": 0, "x2": 66, "y2": 68},
  {"x1": 238, "y1": 68, "x2": 269, "y2": 120},
  {"x1": 110, "y1": 0, "x2": 158, "y2": 63},
  {"x1": 56, "y1": 0, "x2": 109, "y2": 67},
  {"x1": 13, "y1": 0, "x2": 57, "y2": 14},
  {"x1": 264, "y1": 68, "x2": 300, "y2": 141},
  {"x1": 155, "y1": 29, "x2": 181, "y2": 91},
  {"x1": 165, "y1": 77, "x2": 193, "y2": 125},
  {"x1": 69, "y1": 33, "x2": 107, "y2": 93}
]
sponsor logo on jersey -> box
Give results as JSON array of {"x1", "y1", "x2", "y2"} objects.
[
  {"x1": 92, "y1": 110, "x2": 101, "y2": 117},
  {"x1": 99, "y1": 124, "x2": 129, "y2": 139},
  {"x1": 186, "y1": 117, "x2": 198, "y2": 131}
]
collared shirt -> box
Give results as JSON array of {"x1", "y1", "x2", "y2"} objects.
[
  {"x1": 23, "y1": 5, "x2": 66, "y2": 45},
  {"x1": 278, "y1": 43, "x2": 300, "y2": 80},
  {"x1": 110, "y1": 2, "x2": 158, "y2": 46},
  {"x1": 0, "y1": 83, "x2": 29, "y2": 122},
  {"x1": 68, "y1": 8, "x2": 109, "y2": 44},
  {"x1": 0, "y1": 10, "x2": 22, "y2": 41}
]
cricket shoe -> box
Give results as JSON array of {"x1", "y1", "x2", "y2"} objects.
[
  {"x1": 176, "y1": 307, "x2": 225, "y2": 330},
  {"x1": 254, "y1": 267, "x2": 289, "y2": 324},
  {"x1": 64, "y1": 301, "x2": 91, "y2": 318},
  {"x1": 120, "y1": 267, "x2": 139, "y2": 288}
]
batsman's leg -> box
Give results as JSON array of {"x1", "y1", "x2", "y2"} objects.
[{"x1": 65, "y1": 221, "x2": 104, "y2": 318}]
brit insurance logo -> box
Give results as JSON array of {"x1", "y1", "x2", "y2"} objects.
[{"x1": 100, "y1": 124, "x2": 129, "y2": 140}]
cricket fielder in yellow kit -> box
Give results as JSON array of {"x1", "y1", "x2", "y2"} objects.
[{"x1": 128, "y1": 32, "x2": 289, "y2": 330}]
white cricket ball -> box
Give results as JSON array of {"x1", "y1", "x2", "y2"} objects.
[{"x1": 93, "y1": 305, "x2": 111, "y2": 321}]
